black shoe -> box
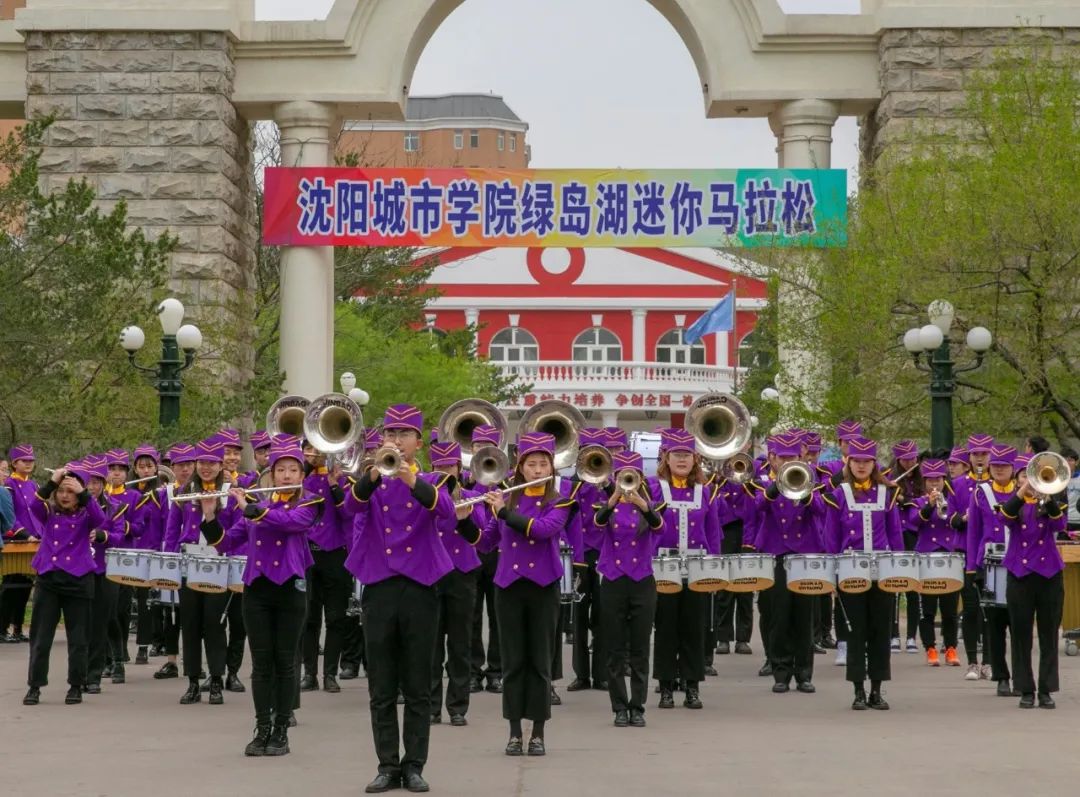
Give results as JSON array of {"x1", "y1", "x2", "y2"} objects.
[
  {"x1": 180, "y1": 682, "x2": 201, "y2": 704},
  {"x1": 1038, "y1": 693, "x2": 1055, "y2": 709},
  {"x1": 154, "y1": 662, "x2": 178, "y2": 680},
  {"x1": 65, "y1": 686, "x2": 82, "y2": 704},
  {"x1": 449, "y1": 713, "x2": 467, "y2": 727},
  {"x1": 103, "y1": 663, "x2": 113, "y2": 679},
  {"x1": 772, "y1": 681, "x2": 790, "y2": 694},
  {"x1": 997, "y1": 680, "x2": 1012, "y2": 697},
  {"x1": 430, "y1": 713, "x2": 442, "y2": 725},
  {"x1": 796, "y1": 681, "x2": 817, "y2": 694},
  {"x1": 200, "y1": 676, "x2": 211, "y2": 693},
  {"x1": 683, "y1": 685, "x2": 703, "y2": 709},
  {"x1": 852, "y1": 688, "x2": 868, "y2": 710},
  {"x1": 486, "y1": 676, "x2": 503, "y2": 694},
  {"x1": 134, "y1": 647, "x2": 149, "y2": 665},
  {"x1": 264, "y1": 723, "x2": 289, "y2": 756},
  {"x1": 111, "y1": 664, "x2": 126, "y2": 685},
  {"x1": 208, "y1": 679, "x2": 224, "y2": 705},
  {"x1": 339, "y1": 666, "x2": 358, "y2": 680},
  {"x1": 567, "y1": 678, "x2": 590, "y2": 692},
  {"x1": 226, "y1": 672, "x2": 246, "y2": 692},
  {"x1": 868, "y1": 691, "x2": 889, "y2": 710},
  {"x1": 629, "y1": 708, "x2": 646, "y2": 727},
  {"x1": 715, "y1": 641, "x2": 730, "y2": 655},
  {"x1": 527, "y1": 738, "x2": 546, "y2": 756},
  {"x1": 505, "y1": 737, "x2": 523, "y2": 756},
  {"x1": 704, "y1": 665, "x2": 718, "y2": 677},
  {"x1": 300, "y1": 673, "x2": 318, "y2": 692},
  {"x1": 735, "y1": 642, "x2": 753, "y2": 655},
  {"x1": 245, "y1": 724, "x2": 272, "y2": 757},
  {"x1": 550, "y1": 687, "x2": 562, "y2": 706},
  {"x1": 84, "y1": 682, "x2": 101, "y2": 695},
  {"x1": 323, "y1": 675, "x2": 340, "y2": 693},
  {"x1": 288, "y1": 713, "x2": 297, "y2": 728},
  {"x1": 593, "y1": 680, "x2": 609, "y2": 690},
  {"x1": 659, "y1": 688, "x2": 675, "y2": 709},
  {"x1": 822, "y1": 636, "x2": 837, "y2": 649},
  {"x1": 813, "y1": 642, "x2": 827, "y2": 654},
  {"x1": 403, "y1": 772, "x2": 429, "y2": 793},
  {"x1": 468, "y1": 677, "x2": 483, "y2": 693},
  {"x1": 1019, "y1": 693, "x2": 1035, "y2": 709},
  {"x1": 23, "y1": 687, "x2": 40, "y2": 705},
  {"x1": 614, "y1": 709, "x2": 629, "y2": 727},
  {"x1": 365, "y1": 773, "x2": 401, "y2": 793},
  {"x1": 758, "y1": 661, "x2": 773, "y2": 677}
]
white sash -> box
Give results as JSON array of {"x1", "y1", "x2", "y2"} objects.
[
  {"x1": 978, "y1": 483, "x2": 1010, "y2": 549},
  {"x1": 659, "y1": 481, "x2": 703, "y2": 555},
  {"x1": 840, "y1": 483, "x2": 886, "y2": 553}
]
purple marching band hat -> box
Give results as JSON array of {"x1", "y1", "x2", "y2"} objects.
[
  {"x1": 846, "y1": 437, "x2": 878, "y2": 460},
  {"x1": 214, "y1": 428, "x2": 242, "y2": 449},
  {"x1": 919, "y1": 458, "x2": 947, "y2": 479},
  {"x1": 195, "y1": 439, "x2": 225, "y2": 463},
  {"x1": 604, "y1": 427, "x2": 628, "y2": 450},
  {"x1": 82, "y1": 454, "x2": 109, "y2": 482},
  {"x1": 966, "y1": 434, "x2": 994, "y2": 454},
  {"x1": 767, "y1": 433, "x2": 802, "y2": 459},
  {"x1": 803, "y1": 431, "x2": 823, "y2": 454},
  {"x1": 364, "y1": 427, "x2": 381, "y2": 451},
  {"x1": 988, "y1": 444, "x2": 1016, "y2": 467},
  {"x1": 659, "y1": 428, "x2": 695, "y2": 455},
  {"x1": 891, "y1": 440, "x2": 918, "y2": 461},
  {"x1": 132, "y1": 444, "x2": 160, "y2": 464},
  {"x1": 250, "y1": 430, "x2": 271, "y2": 451},
  {"x1": 383, "y1": 404, "x2": 423, "y2": 433},
  {"x1": 430, "y1": 440, "x2": 462, "y2": 468},
  {"x1": 948, "y1": 446, "x2": 968, "y2": 464},
  {"x1": 612, "y1": 449, "x2": 644, "y2": 474},
  {"x1": 8, "y1": 444, "x2": 34, "y2": 463},
  {"x1": 517, "y1": 432, "x2": 555, "y2": 459},
  {"x1": 472, "y1": 424, "x2": 503, "y2": 447},
  {"x1": 167, "y1": 444, "x2": 197, "y2": 465},
  {"x1": 1013, "y1": 453, "x2": 1032, "y2": 472},
  {"x1": 578, "y1": 427, "x2": 607, "y2": 449},
  {"x1": 836, "y1": 420, "x2": 863, "y2": 442},
  {"x1": 105, "y1": 449, "x2": 130, "y2": 469},
  {"x1": 268, "y1": 439, "x2": 305, "y2": 469}
]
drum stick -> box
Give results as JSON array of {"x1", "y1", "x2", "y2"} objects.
[
  {"x1": 220, "y1": 591, "x2": 234, "y2": 625},
  {"x1": 835, "y1": 591, "x2": 852, "y2": 634}
]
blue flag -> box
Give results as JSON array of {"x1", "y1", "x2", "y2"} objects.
[{"x1": 684, "y1": 292, "x2": 734, "y2": 345}]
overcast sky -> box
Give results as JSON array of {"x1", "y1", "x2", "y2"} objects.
[{"x1": 256, "y1": 1, "x2": 862, "y2": 191}]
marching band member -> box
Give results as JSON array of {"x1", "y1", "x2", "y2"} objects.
[
  {"x1": 593, "y1": 450, "x2": 665, "y2": 727},
  {"x1": 299, "y1": 439, "x2": 350, "y2": 695},
  {"x1": 83, "y1": 455, "x2": 126, "y2": 694},
  {"x1": 821, "y1": 420, "x2": 863, "y2": 479},
  {"x1": 103, "y1": 448, "x2": 140, "y2": 684},
  {"x1": 152, "y1": 443, "x2": 196, "y2": 681},
  {"x1": 998, "y1": 455, "x2": 1066, "y2": 709},
  {"x1": 909, "y1": 458, "x2": 961, "y2": 667},
  {"x1": 213, "y1": 429, "x2": 249, "y2": 694},
  {"x1": 822, "y1": 437, "x2": 904, "y2": 710},
  {"x1": 428, "y1": 440, "x2": 481, "y2": 726},
  {"x1": 965, "y1": 443, "x2": 1019, "y2": 697},
  {"x1": 468, "y1": 423, "x2": 505, "y2": 695},
  {"x1": 23, "y1": 464, "x2": 107, "y2": 706},
  {"x1": 713, "y1": 443, "x2": 757, "y2": 659},
  {"x1": 888, "y1": 440, "x2": 922, "y2": 654},
  {"x1": 650, "y1": 428, "x2": 724, "y2": 710},
  {"x1": 342, "y1": 404, "x2": 454, "y2": 795},
  {"x1": 1, "y1": 444, "x2": 42, "y2": 644},
  {"x1": 949, "y1": 437, "x2": 991, "y2": 680},
  {"x1": 340, "y1": 427, "x2": 381, "y2": 681},
  {"x1": 480, "y1": 431, "x2": 573, "y2": 757},
  {"x1": 128, "y1": 444, "x2": 164, "y2": 668},
  {"x1": 805, "y1": 431, "x2": 837, "y2": 653},
  {"x1": 748, "y1": 432, "x2": 825, "y2": 694},
  {"x1": 238, "y1": 430, "x2": 271, "y2": 489},
  {"x1": 748, "y1": 437, "x2": 780, "y2": 677},
  {"x1": 203, "y1": 436, "x2": 323, "y2": 755},
  {"x1": 164, "y1": 438, "x2": 239, "y2": 706},
  {"x1": 551, "y1": 458, "x2": 586, "y2": 706}
]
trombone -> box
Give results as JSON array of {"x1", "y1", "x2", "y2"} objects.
[{"x1": 453, "y1": 476, "x2": 553, "y2": 510}]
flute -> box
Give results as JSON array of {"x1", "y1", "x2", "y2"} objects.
[
  {"x1": 453, "y1": 476, "x2": 553, "y2": 510},
  {"x1": 170, "y1": 484, "x2": 299, "y2": 503}
]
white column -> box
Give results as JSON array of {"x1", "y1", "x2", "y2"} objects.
[
  {"x1": 631, "y1": 309, "x2": 647, "y2": 362},
  {"x1": 275, "y1": 100, "x2": 335, "y2": 398},
  {"x1": 715, "y1": 331, "x2": 729, "y2": 368},
  {"x1": 768, "y1": 99, "x2": 839, "y2": 419},
  {"x1": 464, "y1": 307, "x2": 480, "y2": 351},
  {"x1": 601, "y1": 410, "x2": 619, "y2": 429}
]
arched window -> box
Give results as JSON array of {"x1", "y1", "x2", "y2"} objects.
[
  {"x1": 655, "y1": 328, "x2": 706, "y2": 366},
  {"x1": 738, "y1": 330, "x2": 772, "y2": 369},
  {"x1": 488, "y1": 327, "x2": 539, "y2": 362},
  {"x1": 572, "y1": 327, "x2": 622, "y2": 363}
]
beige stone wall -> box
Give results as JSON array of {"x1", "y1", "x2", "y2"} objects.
[{"x1": 24, "y1": 29, "x2": 256, "y2": 383}]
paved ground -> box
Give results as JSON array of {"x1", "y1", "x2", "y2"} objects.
[{"x1": 3, "y1": 622, "x2": 1078, "y2": 797}]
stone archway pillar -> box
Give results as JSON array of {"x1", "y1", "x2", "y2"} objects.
[{"x1": 274, "y1": 100, "x2": 336, "y2": 398}]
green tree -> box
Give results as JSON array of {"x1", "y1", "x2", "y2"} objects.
[{"x1": 734, "y1": 275, "x2": 781, "y2": 433}]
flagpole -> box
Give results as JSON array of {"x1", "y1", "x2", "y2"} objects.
[{"x1": 730, "y1": 276, "x2": 738, "y2": 392}]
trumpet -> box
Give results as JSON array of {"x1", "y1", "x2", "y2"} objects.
[
  {"x1": 471, "y1": 445, "x2": 509, "y2": 486},
  {"x1": 776, "y1": 460, "x2": 815, "y2": 501},
  {"x1": 1027, "y1": 451, "x2": 1069, "y2": 505},
  {"x1": 453, "y1": 476, "x2": 553, "y2": 509},
  {"x1": 616, "y1": 468, "x2": 642, "y2": 495},
  {"x1": 721, "y1": 452, "x2": 755, "y2": 484},
  {"x1": 576, "y1": 445, "x2": 612, "y2": 485},
  {"x1": 933, "y1": 491, "x2": 949, "y2": 520},
  {"x1": 372, "y1": 445, "x2": 402, "y2": 478}
]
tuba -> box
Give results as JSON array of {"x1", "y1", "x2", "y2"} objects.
[
  {"x1": 266, "y1": 395, "x2": 310, "y2": 439},
  {"x1": 1026, "y1": 451, "x2": 1069, "y2": 502},
  {"x1": 684, "y1": 392, "x2": 752, "y2": 461},
  {"x1": 437, "y1": 399, "x2": 507, "y2": 469},
  {"x1": 519, "y1": 399, "x2": 586, "y2": 471},
  {"x1": 776, "y1": 460, "x2": 815, "y2": 501},
  {"x1": 576, "y1": 445, "x2": 612, "y2": 485},
  {"x1": 471, "y1": 445, "x2": 510, "y2": 486},
  {"x1": 303, "y1": 393, "x2": 365, "y2": 457}
]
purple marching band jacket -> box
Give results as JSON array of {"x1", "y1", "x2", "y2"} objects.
[
  {"x1": 946, "y1": 435, "x2": 993, "y2": 554},
  {"x1": 428, "y1": 440, "x2": 482, "y2": 575},
  {"x1": 819, "y1": 438, "x2": 904, "y2": 555},
  {"x1": 79, "y1": 455, "x2": 130, "y2": 574},
  {"x1": 743, "y1": 433, "x2": 826, "y2": 556},
  {"x1": 646, "y1": 429, "x2": 726, "y2": 556},
  {"x1": 963, "y1": 445, "x2": 1020, "y2": 572},
  {"x1": 5, "y1": 443, "x2": 43, "y2": 541},
  {"x1": 303, "y1": 466, "x2": 350, "y2": 552},
  {"x1": 907, "y1": 459, "x2": 962, "y2": 554},
  {"x1": 29, "y1": 466, "x2": 108, "y2": 578},
  {"x1": 998, "y1": 491, "x2": 1066, "y2": 579},
  {"x1": 592, "y1": 450, "x2": 666, "y2": 582},
  {"x1": 163, "y1": 440, "x2": 241, "y2": 556}
]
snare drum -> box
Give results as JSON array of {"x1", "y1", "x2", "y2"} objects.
[
  {"x1": 652, "y1": 556, "x2": 683, "y2": 594},
  {"x1": 981, "y1": 561, "x2": 1008, "y2": 607},
  {"x1": 147, "y1": 552, "x2": 184, "y2": 589},
  {"x1": 727, "y1": 553, "x2": 775, "y2": 592},
  {"x1": 784, "y1": 554, "x2": 836, "y2": 595},
  {"x1": 917, "y1": 552, "x2": 964, "y2": 595},
  {"x1": 685, "y1": 553, "x2": 731, "y2": 593},
  {"x1": 185, "y1": 555, "x2": 229, "y2": 594},
  {"x1": 105, "y1": 548, "x2": 151, "y2": 587},
  {"x1": 227, "y1": 556, "x2": 247, "y2": 593},
  {"x1": 875, "y1": 552, "x2": 921, "y2": 594},
  {"x1": 836, "y1": 551, "x2": 875, "y2": 594},
  {"x1": 559, "y1": 548, "x2": 578, "y2": 604}
]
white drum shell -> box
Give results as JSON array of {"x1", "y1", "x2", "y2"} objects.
[
  {"x1": 186, "y1": 555, "x2": 229, "y2": 594},
  {"x1": 784, "y1": 554, "x2": 836, "y2": 595},
  {"x1": 917, "y1": 552, "x2": 965, "y2": 595},
  {"x1": 106, "y1": 548, "x2": 151, "y2": 587}
]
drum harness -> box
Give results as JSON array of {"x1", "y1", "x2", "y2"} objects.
[{"x1": 834, "y1": 484, "x2": 887, "y2": 633}]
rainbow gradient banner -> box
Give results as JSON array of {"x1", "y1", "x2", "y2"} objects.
[{"x1": 262, "y1": 167, "x2": 847, "y2": 248}]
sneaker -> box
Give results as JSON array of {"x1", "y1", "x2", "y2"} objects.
[
  {"x1": 926, "y1": 648, "x2": 940, "y2": 667},
  {"x1": 834, "y1": 641, "x2": 847, "y2": 667},
  {"x1": 890, "y1": 637, "x2": 901, "y2": 653},
  {"x1": 964, "y1": 663, "x2": 980, "y2": 681},
  {"x1": 980, "y1": 664, "x2": 992, "y2": 680},
  {"x1": 906, "y1": 638, "x2": 918, "y2": 653},
  {"x1": 945, "y1": 647, "x2": 960, "y2": 667}
]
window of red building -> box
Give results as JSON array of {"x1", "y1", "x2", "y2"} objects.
[
  {"x1": 489, "y1": 327, "x2": 539, "y2": 362},
  {"x1": 656, "y1": 328, "x2": 706, "y2": 366}
]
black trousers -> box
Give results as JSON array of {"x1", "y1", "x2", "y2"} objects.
[
  {"x1": 984, "y1": 605, "x2": 1011, "y2": 682},
  {"x1": 341, "y1": 612, "x2": 366, "y2": 669},
  {"x1": 552, "y1": 602, "x2": 564, "y2": 681},
  {"x1": 715, "y1": 520, "x2": 753, "y2": 644},
  {"x1": 757, "y1": 588, "x2": 774, "y2": 662},
  {"x1": 302, "y1": 546, "x2": 352, "y2": 678},
  {"x1": 960, "y1": 574, "x2": 987, "y2": 665},
  {"x1": 495, "y1": 579, "x2": 560, "y2": 723},
  {"x1": 179, "y1": 585, "x2": 228, "y2": 680},
  {"x1": 1, "y1": 574, "x2": 33, "y2": 631},
  {"x1": 833, "y1": 593, "x2": 850, "y2": 642},
  {"x1": 653, "y1": 585, "x2": 706, "y2": 684},
  {"x1": 892, "y1": 531, "x2": 920, "y2": 641},
  {"x1": 572, "y1": 549, "x2": 604, "y2": 682},
  {"x1": 110, "y1": 584, "x2": 133, "y2": 662},
  {"x1": 1007, "y1": 571, "x2": 1063, "y2": 695},
  {"x1": 600, "y1": 575, "x2": 655, "y2": 712},
  {"x1": 243, "y1": 576, "x2": 308, "y2": 725},
  {"x1": 152, "y1": 595, "x2": 181, "y2": 656},
  {"x1": 363, "y1": 576, "x2": 439, "y2": 777},
  {"x1": 836, "y1": 585, "x2": 892, "y2": 684},
  {"x1": 88, "y1": 574, "x2": 119, "y2": 684},
  {"x1": 919, "y1": 592, "x2": 959, "y2": 650},
  {"x1": 470, "y1": 550, "x2": 501, "y2": 679},
  {"x1": 27, "y1": 572, "x2": 93, "y2": 689},
  {"x1": 813, "y1": 594, "x2": 834, "y2": 641},
  {"x1": 131, "y1": 586, "x2": 154, "y2": 647},
  {"x1": 765, "y1": 561, "x2": 814, "y2": 686},
  {"x1": 431, "y1": 568, "x2": 477, "y2": 717},
  {"x1": 225, "y1": 592, "x2": 246, "y2": 674}
]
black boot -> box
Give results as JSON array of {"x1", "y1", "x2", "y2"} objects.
[
  {"x1": 65, "y1": 686, "x2": 83, "y2": 705},
  {"x1": 245, "y1": 723, "x2": 272, "y2": 757},
  {"x1": 264, "y1": 723, "x2": 290, "y2": 756},
  {"x1": 135, "y1": 646, "x2": 149, "y2": 665},
  {"x1": 658, "y1": 681, "x2": 675, "y2": 709},
  {"x1": 300, "y1": 672, "x2": 318, "y2": 691},
  {"x1": 683, "y1": 682, "x2": 703, "y2": 709},
  {"x1": 852, "y1": 685, "x2": 868, "y2": 711},
  {"x1": 226, "y1": 671, "x2": 246, "y2": 693},
  {"x1": 868, "y1": 690, "x2": 890, "y2": 710},
  {"x1": 154, "y1": 661, "x2": 179, "y2": 680},
  {"x1": 111, "y1": 663, "x2": 126, "y2": 684},
  {"x1": 180, "y1": 680, "x2": 201, "y2": 705},
  {"x1": 208, "y1": 677, "x2": 224, "y2": 705},
  {"x1": 23, "y1": 687, "x2": 40, "y2": 705}
]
